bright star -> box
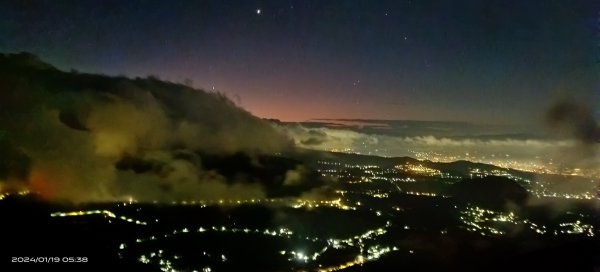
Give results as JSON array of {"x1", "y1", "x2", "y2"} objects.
[{"x1": 256, "y1": 9, "x2": 261, "y2": 15}]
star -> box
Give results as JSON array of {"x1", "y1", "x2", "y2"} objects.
[{"x1": 256, "y1": 9, "x2": 261, "y2": 15}]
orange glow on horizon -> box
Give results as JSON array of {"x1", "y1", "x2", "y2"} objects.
[
  {"x1": 244, "y1": 102, "x2": 367, "y2": 123},
  {"x1": 28, "y1": 169, "x2": 58, "y2": 200}
]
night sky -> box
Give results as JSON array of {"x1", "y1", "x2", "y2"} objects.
[{"x1": 0, "y1": 0, "x2": 598, "y2": 124}]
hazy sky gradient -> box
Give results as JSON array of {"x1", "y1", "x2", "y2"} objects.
[{"x1": 0, "y1": 0, "x2": 597, "y2": 124}]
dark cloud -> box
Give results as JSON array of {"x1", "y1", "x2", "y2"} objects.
[
  {"x1": 545, "y1": 94, "x2": 599, "y2": 144},
  {"x1": 537, "y1": 93, "x2": 599, "y2": 170},
  {"x1": 526, "y1": 93, "x2": 600, "y2": 207}
]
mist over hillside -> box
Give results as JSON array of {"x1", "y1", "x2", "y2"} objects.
[{"x1": 0, "y1": 52, "x2": 325, "y2": 202}]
